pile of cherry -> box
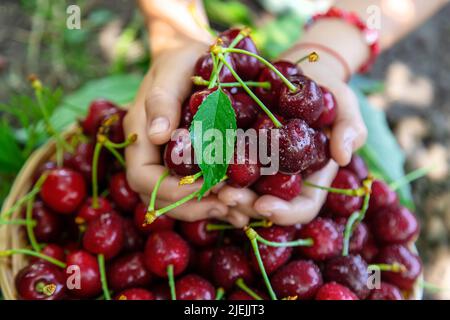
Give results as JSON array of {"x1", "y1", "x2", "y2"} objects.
[{"x1": 5, "y1": 28, "x2": 422, "y2": 300}]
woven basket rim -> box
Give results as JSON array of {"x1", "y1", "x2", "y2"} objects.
[{"x1": 0, "y1": 125, "x2": 424, "y2": 300}]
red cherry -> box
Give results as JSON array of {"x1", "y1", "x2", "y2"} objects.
[
  {"x1": 115, "y1": 288, "x2": 155, "y2": 300},
  {"x1": 194, "y1": 53, "x2": 236, "y2": 84},
  {"x1": 30, "y1": 200, "x2": 62, "y2": 242},
  {"x1": 279, "y1": 75, "x2": 325, "y2": 125},
  {"x1": 326, "y1": 169, "x2": 363, "y2": 217},
  {"x1": 277, "y1": 119, "x2": 318, "y2": 174},
  {"x1": 211, "y1": 246, "x2": 253, "y2": 290},
  {"x1": 220, "y1": 28, "x2": 262, "y2": 80},
  {"x1": 368, "y1": 282, "x2": 403, "y2": 300},
  {"x1": 315, "y1": 282, "x2": 359, "y2": 300},
  {"x1": 180, "y1": 99, "x2": 194, "y2": 128},
  {"x1": 65, "y1": 250, "x2": 101, "y2": 298},
  {"x1": 324, "y1": 254, "x2": 370, "y2": 299},
  {"x1": 271, "y1": 260, "x2": 323, "y2": 299},
  {"x1": 189, "y1": 87, "x2": 234, "y2": 115},
  {"x1": 297, "y1": 218, "x2": 343, "y2": 261},
  {"x1": 31, "y1": 244, "x2": 66, "y2": 265},
  {"x1": 134, "y1": 202, "x2": 175, "y2": 234},
  {"x1": 303, "y1": 130, "x2": 330, "y2": 174},
  {"x1": 360, "y1": 233, "x2": 379, "y2": 263},
  {"x1": 194, "y1": 248, "x2": 214, "y2": 279},
  {"x1": 121, "y1": 218, "x2": 145, "y2": 252},
  {"x1": 82, "y1": 212, "x2": 124, "y2": 259},
  {"x1": 15, "y1": 262, "x2": 66, "y2": 300},
  {"x1": 164, "y1": 129, "x2": 199, "y2": 177},
  {"x1": 64, "y1": 142, "x2": 106, "y2": 184},
  {"x1": 344, "y1": 155, "x2": 369, "y2": 181},
  {"x1": 374, "y1": 245, "x2": 422, "y2": 290},
  {"x1": 252, "y1": 113, "x2": 284, "y2": 131},
  {"x1": 144, "y1": 231, "x2": 190, "y2": 278},
  {"x1": 367, "y1": 180, "x2": 399, "y2": 217},
  {"x1": 256, "y1": 61, "x2": 301, "y2": 108},
  {"x1": 231, "y1": 92, "x2": 259, "y2": 128},
  {"x1": 370, "y1": 206, "x2": 419, "y2": 245},
  {"x1": 176, "y1": 274, "x2": 215, "y2": 300},
  {"x1": 313, "y1": 87, "x2": 337, "y2": 128},
  {"x1": 80, "y1": 99, "x2": 120, "y2": 136},
  {"x1": 40, "y1": 168, "x2": 87, "y2": 214},
  {"x1": 334, "y1": 217, "x2": 369, "y2": 253},
  {"x1": 77, "y1": 197, "x2": 113, "y2": 223},
  {"x1": 33, "y1": 161, "x2": 57, "y2": 184},
  {"x1": 253, "y1": 173, "x2": 302, "y2": 201},
  {"x1": 250, "y1": 226, "x2": 294, "y2": 275},
  {"x1": 227, "y1": 141, "x2": 261, "y2": 188},
  {"x1": 180, "y1": 219, "x2": 219, "y2": 247},
  {"x1": 107, "y1": 252, "x2": 152, "y2": 291},
  {"x1": 109, "y1": 172, "x2": 139, "y2": 212}
]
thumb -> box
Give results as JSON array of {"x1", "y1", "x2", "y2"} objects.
[{"x1": 145, "y1": 57, "x2": 197, "y2": 145}]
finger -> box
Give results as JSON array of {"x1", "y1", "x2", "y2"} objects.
[
  {"x1": 254, "y1": 161, "x2": 339, "y2": 225},
  {"x1": 226, "y1": 209, "x2": 250, "y2": 228},
  {"x1": 145, "y1": 48, "x2": 203, "y2": 145},
  {"x1": 155, "y1": 195, "x2": 228, "y2": 222},
  {"x1": 217, "y1": 186, "x2": 261, "y2": 218},
  {"x1": 328, "y1": 84, "x2": 368, "y2": 166},
  {"x1": 124, "y1": 82, "x2": 202, "y2": 202}
]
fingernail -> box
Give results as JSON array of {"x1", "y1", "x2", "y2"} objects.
[{"x1": 149, "y1": 117, "x2": 169, "y2": 136}]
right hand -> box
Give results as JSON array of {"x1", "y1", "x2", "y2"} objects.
[{"x1": 124, "y1": 36, "x2": 251, "y2": 227}]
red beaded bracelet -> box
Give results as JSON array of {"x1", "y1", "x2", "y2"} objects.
[{"x1": 305, "y1": 7, "x2": 380, "y2": 73}]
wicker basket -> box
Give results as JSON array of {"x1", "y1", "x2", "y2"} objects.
[{"x1": 0, "y1": 125, "x2": 424, "y2": 300}]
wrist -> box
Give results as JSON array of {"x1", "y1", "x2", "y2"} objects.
[{"x1": 281, "y1": 19, "x2": 370, "y2": 81}]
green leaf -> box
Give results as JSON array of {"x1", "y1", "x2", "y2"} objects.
[
  {"x1": 252, "y1": 12, "x2": 305, "y2": 60},
  {"x1": 190, "y1": 89, "x2": 237, "y2": 199},
  {"x1": 0, "y1": 120, "x2": 26, "y2": 173},
  {"x1": 50, "y1": 74, "x2": 142, "y2": 131},
  {"x1": 350, "y1": 84, "x2": 414, "y2": 208},
  {"x1": 205, "y1": 0, "x2": 254, "y2": 27}
]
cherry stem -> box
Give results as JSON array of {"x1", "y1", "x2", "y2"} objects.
[
  {"x1": 104, "y1": 134, "x2": 137, "y2": 149},
  {"x1": 0, "y1": 218, "x2": 36, "y2": 226},
  {"x1": 369, "y1": 263, "x2": 407, "y2": 273},
  {"x1": 294, "y1": 51, "x2": 320, "y2": 65},
  {"x1": 167, "y1": 264, "x2": 176, "y2": 300},
  {"x1": 97, "y1": 254, "x2": 111, "y2": 300},
  {"x1": 304, "y1": 180, "x2": 366, "y2": 197},
  {"x1": 104, "y1": 144, "x2": 125, "y2": 167},
  {"x1": 30, "y1": 77, "x2": 72, "y2": 166},
  {"x1": 256, "y1": 233, "x2": 314, "y2": 248},
  {"x1": 245, "y1": 227, "x2": 277, "y2": 300},
  {"x1": 0, "y1": 249, "x2": 66, "y2": 268},
  {"x1": 217, "y1": 53, "x2": 282, "y2": 128},
  {"x1": 187, "y1": 2, "x2": 217, "y2": 38},
  {"x1": 221, "y1": 47, "x2": 298, "y2": 92},
  {"x1": 192, "y1": 76, "x2": 271, "y2": 89},
  {"x1": 342, "y1": 178, "x2": 373, "y2": 256},
  {"x1": 235, "y1": 278, "x2": 263, "y2": 300},
  {"x1": 209, "y1": 31, "x2": 247, "y2": 88},
  {"x1": 206, "y1": 219, "x2": 272, "y2": 231},
  {"x1": 25, "y1": 174, "x2": 48, "y2": 252},
  {"x1": 215, "y1": 287, "x2": 225, "y2": 300},
  {"x1": 179, "y1": 171, "x2": 203, "y2": 186},
  {"x1": 91, "y1": 141, "x2": 103, "y2": 209},
  {"x1": 147, "y1": 170, "x2": 170, "y2": 213},
  {"x1": 0, "y1": 173, "x2": 47, "y2": 220},
  {"x1": 389, "y1": 166, "x2": 431, "y2": 191}
]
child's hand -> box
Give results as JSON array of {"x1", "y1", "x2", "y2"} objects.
[
  {"x1": 124, "y1": 41, "x2": 232, "y2": 223},
  {"x1": 218, "y1": 60, "x2": 367, "y2": 226}
]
